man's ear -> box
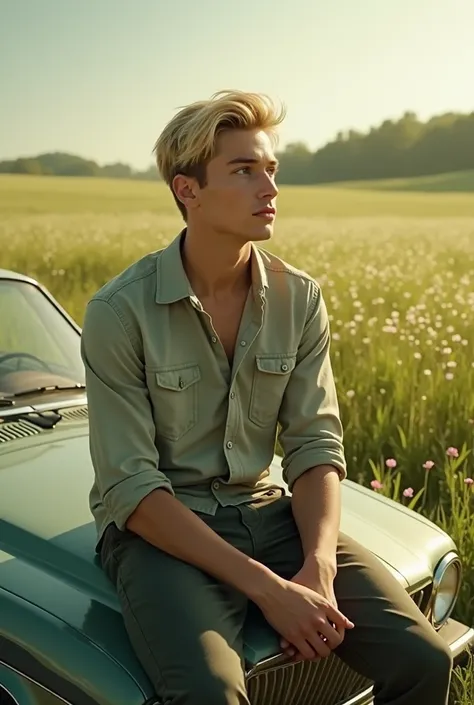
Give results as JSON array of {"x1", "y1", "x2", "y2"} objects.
[{"x1": 172, "y1": 174, "x2": 200, "y2": 212}]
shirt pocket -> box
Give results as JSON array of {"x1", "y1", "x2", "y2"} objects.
[
  {"x1": 151, "y1": 363, "x2": 201, "y2": 441},
  {"x1": 249, "y1": 354, "x2": 297, "y2": 428}
]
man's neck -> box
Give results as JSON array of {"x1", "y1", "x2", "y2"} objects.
[{"x1": 181, "y1": 226, "x2": 252, "y2": 300}]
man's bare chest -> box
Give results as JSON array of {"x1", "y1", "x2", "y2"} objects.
[{"x1": 200, "y1": 293, "x2": 249, "y2": 364}]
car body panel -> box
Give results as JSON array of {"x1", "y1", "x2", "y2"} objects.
[{"x1": 0, "y1": 587, "x2": 152, "y2": 705}]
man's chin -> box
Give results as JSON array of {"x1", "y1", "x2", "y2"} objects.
[{"x1": 248, "y1": 221, "x2": 274, "y2": 242}]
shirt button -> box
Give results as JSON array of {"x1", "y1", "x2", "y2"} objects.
[
  {"x1": 226, "y1": 440, "x2": 233, "y2": 449},
  {"x1": 211, "y1": 336, "x2": 217, "y2": 343},
  {"x1": 240, "y1": 341, "x2": 247, "y2": 347},
  {"x1": 179, "y1": 377, "x2": 185, "y2": 388},
  {"x1": 212, "y1": 481, "x2": 220, "y2": 490},
  {"x1": 281, "y1": 363, "x2": 289, "y2": 372},
  {"x1": 230, "y1": 391, "x2": 235, "y2": 399}
]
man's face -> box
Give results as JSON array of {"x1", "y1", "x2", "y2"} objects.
[{"x1": 184, "y1": 128, "x2": 279, "y2": 243}]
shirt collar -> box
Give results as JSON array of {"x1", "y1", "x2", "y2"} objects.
[{"x1": 155, "y1": 228, "x2": 269, "y2": 305}]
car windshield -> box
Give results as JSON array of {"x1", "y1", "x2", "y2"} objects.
[{"x1": 0, "y1": 278, "x2": 85, "y2": 397}]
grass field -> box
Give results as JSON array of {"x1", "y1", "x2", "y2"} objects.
[{"x1": 1, "y1": 174, "x2": 473, "y2": 702}]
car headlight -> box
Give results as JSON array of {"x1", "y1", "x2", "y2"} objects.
[{"x1": 432, "y1": 552, "x2": 462, "y2": 629}]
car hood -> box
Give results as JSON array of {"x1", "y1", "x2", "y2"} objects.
[{"x1": 0, "y1": 419, "x2": 455, "y2": 694}]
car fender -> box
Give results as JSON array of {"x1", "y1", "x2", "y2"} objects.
[{"x1": 0, "y1": 587, "x2": 147, "y2": 705}]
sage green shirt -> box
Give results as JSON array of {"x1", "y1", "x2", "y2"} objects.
[{"x1": 81, "y1": 230, "x2": 346, "y2": 547}]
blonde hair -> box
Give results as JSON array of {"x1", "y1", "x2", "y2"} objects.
[{"x1": 153, "y1": 90, "x2": 286, "y2": 218}]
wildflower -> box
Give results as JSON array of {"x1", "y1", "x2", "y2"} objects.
[
  {"x1": 464, "y1": 478, "x2": 474, "y2": 486},
  {"x1": 446, "y1": 447, "x2": 459, "y2": 458},
  {"x1": 403, "y1": 488, "x2": 414, "y2": 498},
  {"x1": 346, "y1": 389, "x2": 355, "y2": 399},
  {"x1": 445, "y1": 373, "x2": 454, "y2": 381},
  {"x1": 371, "y1": 480, "x2": 383, "y2": 490},
  {"x1": 423, "y1": 460, "x2": 435, "y2": 470},
  {"x1": 385, "y1": 458, "x2": 397, "y2": 469},
  {"x1": 423, "y1": 369, "x2": 432, "y2": 376}
]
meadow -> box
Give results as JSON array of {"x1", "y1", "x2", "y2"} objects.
[{"x1": 1, "y1": 173, "x2": 473, "y2": 702}]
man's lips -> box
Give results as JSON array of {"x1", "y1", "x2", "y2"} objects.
[{"x1": 253, "y1": 207, "x2": 276, "y2": 217}]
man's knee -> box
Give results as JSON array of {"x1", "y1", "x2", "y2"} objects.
[{"x1": 401, "y1": 627, "x2": 453, "y2": 683}]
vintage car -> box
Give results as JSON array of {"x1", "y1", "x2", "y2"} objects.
[{"x1": 0, "y1": 268, "x2": 473, "y2": 705}]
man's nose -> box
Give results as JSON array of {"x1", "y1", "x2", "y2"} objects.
[{"x1": 257, "y1": 172, "x2": 279, "y2": 200}]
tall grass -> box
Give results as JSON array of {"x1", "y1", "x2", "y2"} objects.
[{"x1": 1, "y1": 177, "x2": 473, "y2": 702}]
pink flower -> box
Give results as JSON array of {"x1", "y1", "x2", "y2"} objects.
[
  {"x1": 446, "y1": 447, "x2": 459, "y2": 458},
  {"x1": 423, "y1": 460, "x2": 435, "y2": 470},
  {"x1": 403, "y1": 487, "x2": 414, "y2": 498},
  {"x1": 464, "y1": 478, "x2": 474, "y2": 486},
  {"x1": 371, "y1": 480, "x2": 383, "y2": 490},
  {"x1": 385, "y1": 458, "x2": 397, "y2": 469}
]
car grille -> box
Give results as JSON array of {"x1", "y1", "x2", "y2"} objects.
[
  {"x1": 246, "y1": 581, "x2": 433, "y2": 705},
  {"x1": 410, "y1": 581, "x2": 433, "y2": 617},
  {"x1": 0, "y1": 419, "x2": 41, "y2": 443},
  {"x1": 59, "y1": 405, "x2": 89, "y2": 421},
  {"x1": 246, "y1": 652, "x2": 371, "y2": 705}
]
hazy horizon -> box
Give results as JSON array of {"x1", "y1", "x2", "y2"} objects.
[{"x1": 2, "y1": 0, "x2": 473, "y2": 170}]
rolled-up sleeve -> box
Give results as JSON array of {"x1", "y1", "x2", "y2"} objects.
[
  {"x1": 81, "y1": 297, "x2": 174, "y2": 530},
  {"x1": 278, "y1": 282, "x2": 347, "y2": 490}
]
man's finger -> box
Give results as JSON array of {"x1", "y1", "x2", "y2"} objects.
[{"x1": 327, "y1": 603, "x2": 354, "y2": 629}]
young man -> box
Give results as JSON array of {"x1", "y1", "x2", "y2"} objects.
[{"x1": 81, "y1": 90, "x2": 452, "y2": 705}]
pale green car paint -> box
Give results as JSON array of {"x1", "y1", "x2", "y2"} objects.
[{"x1": 0, "y1": 408, "x2": 458, "y2": 705}]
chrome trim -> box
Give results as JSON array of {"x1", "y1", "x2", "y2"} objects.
[
  {"x1": 0, "y1": 661, "x2": 73, "y2": 705},
  {"x1": 0, "y1": 684, "x2": 20, "y2": 705},
  {"x1": 341, "y1": 686, "x2": 374, "y2": 705},
  {"x1": 431, "y1": 551, "x2": 462, "y2": 629},
  {"x1": 448, "y1": 625, "x2": 474, "y2": 661},
  {"x1": 0, "y1": 395, "x2": 88, "y2": 419}
]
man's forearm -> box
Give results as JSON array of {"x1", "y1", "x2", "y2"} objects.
[
  {"x1": 126, "y1": 488, "x2": 277, "y2": 601},
  {"x1": 291, "y1": 465, "x2": 341, "y2": 573}
]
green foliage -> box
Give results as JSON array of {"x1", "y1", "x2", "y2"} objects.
[
  {"x1": 0, "y1": 152, "x2": 160, "y2": 181},
  {"x1": 277, "y1": 110, "x2": 474, "y2": 184}
]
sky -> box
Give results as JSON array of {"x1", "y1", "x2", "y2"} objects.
[{"x1": 1, "y1": 0, "x2": 473, "y2": 170}]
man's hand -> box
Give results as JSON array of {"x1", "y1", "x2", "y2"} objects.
[
  {"x1": 254, "y1": 570, "x2": 354, "y2": 663},
  {"x1": 278, "y1": 557, "x2": 351, "y2": 661}
]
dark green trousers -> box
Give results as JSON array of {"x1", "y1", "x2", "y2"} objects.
[{"x1": 100, "y1": 495, "x2": 453, "y2": 705}]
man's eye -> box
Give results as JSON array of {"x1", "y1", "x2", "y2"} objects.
[{"x1": 235, "y1": 167, "x2": 251, "y2": 175}]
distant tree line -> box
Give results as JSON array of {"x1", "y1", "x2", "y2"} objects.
[
  {"x1": 0, "y1": 152, "x2": 161, "y2": 180},
  {"x1": 277, "y1": 110, "x2": 474, "y2": 183},
  {"x1": 1, "y1": 110, "x2": 473, "y2": 184}
]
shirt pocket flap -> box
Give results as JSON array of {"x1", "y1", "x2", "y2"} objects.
[
  {"x1": 255, "y1": 354, "x2": 297, "y2": 375},
  {"x1": 156, "y1": 364, "x2": 201, "y2": 391}
]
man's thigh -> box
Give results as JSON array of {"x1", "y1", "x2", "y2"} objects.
[
  {"x1": 257, "y1": 497, "x2": 452, "y2": 692},
  {"x1": 100, "y1": 522, "x2": 250, "y2": 705}
]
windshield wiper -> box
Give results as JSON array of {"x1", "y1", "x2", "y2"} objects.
[
  {"x1": 9, "y1": 384, "x2": 86, "y2": 399},
  {"x1": 0, "y1": 397, "x2": 15, "y2": 407}
]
